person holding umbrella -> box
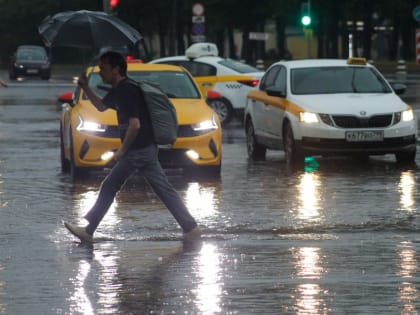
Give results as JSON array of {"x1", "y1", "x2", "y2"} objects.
[{"x1": 64, "y1": 51, "x2": 201, "y2": 243}]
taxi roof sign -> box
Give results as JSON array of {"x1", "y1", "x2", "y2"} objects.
[
  {"x1": 347, "y1": 57, "x2": 367, "y2": 65},
  {"x1": 186, "y1": 42, "x2": 218, "y2": 59}
]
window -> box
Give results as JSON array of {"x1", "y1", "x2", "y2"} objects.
[{"x1": 291, "y1": 66, "x2": 391, "y2": 95}]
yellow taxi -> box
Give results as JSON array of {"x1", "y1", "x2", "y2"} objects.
[{"x1": 60, "y1": 62, "x2": 222, "y2": 178}]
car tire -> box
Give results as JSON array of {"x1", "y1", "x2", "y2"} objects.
[
  {"x1": 60, "y1": 123, "x2": 70, "y2": 173},
  {"x1": 395, "y1": 150, "x2": 416, "y2": 163},
  {"x1": 246, "y1": 120, "x2": 266, "y2": 160},
  {"x1": 207, "y1": 97, "x2": 233, "y2": 126},
  {"x1": 283, "y1": 122, "x2": 303, "y2": 165}
]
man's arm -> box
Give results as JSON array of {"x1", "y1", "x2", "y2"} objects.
[
  {"x1": 77, "y1": 72, "x2": 107, "y2": 112},
  {"x1": 113, "y1": 117, "x2": 141, "y2": 160}
]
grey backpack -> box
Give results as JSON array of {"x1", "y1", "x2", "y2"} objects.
[{"x1": 130, "y1": 80, "x2": 178, "y2": 145}]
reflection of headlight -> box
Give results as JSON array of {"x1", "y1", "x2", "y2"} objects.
[
  {"x1": 299, "y1": 112, "x2": 319, "y2": 123},
  {"x1": 192, "y1": 114, "x2": 218, "y2": 131},
  {"x1": 402, "y1": 109, "x2": 414, "y2": 122},
  {"x1": 76, "y1": 115, "x2": 106, "y2": 132}
]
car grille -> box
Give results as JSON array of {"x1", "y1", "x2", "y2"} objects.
[
  {"x1": 89, "y1": 125, "x2": 210, "y2": 138},
  {"x1": 330, "y1": 114, "x2": 393, "y2": 128}
]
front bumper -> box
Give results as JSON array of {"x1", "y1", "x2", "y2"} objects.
[
  {"x1": 294, "y1": 119, "x2": 417, "y2": 156},
  {"x1": 72, "y1": 128, "x2": 221, "y2": 169},
  {"x1": 299, "y1": 135, "x2": 416, "y2": 155}
]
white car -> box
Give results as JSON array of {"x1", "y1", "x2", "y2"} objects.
[
  {"x1": 245, "y1": 58, "x2": 417, "y2": 164},
  {"x1": 150, "y1": 43, "x2": 264, "y2": 125}
]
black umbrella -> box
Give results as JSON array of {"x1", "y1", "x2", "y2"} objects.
[{"x1": 38, "y1": 10, "x2": 143, "y2": 50}]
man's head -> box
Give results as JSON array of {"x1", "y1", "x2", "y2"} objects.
[{"x1": 98, "y1": 51, "x2": 127, "y2": 85}]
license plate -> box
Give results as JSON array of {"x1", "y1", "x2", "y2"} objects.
[
  {"x1": 345, "y1": 130, "x2": 384, "y2": 142},
  {"x1": 27, "y1": 69, "x2": 39, "y2": 74}
]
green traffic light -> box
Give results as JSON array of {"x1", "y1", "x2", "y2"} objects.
[{"x1": 301, "y1": 15, "x2": 311, "y2": 26}]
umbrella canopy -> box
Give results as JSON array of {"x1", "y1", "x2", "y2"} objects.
[{"x1": 38, "y1": 10, "x2": 143, "y2": 49}]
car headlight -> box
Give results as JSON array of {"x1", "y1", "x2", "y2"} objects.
[
  {"x1": 402, "y1": 109, "x2": 414, "y2": 122},
  {"x1": 76, "y1": 114, "x2": 106, "y2": 132},
  {"x1": 299, "y1": 112, "x2": 319, "y2": 123},
  {"x1": 192, "y1": 113, "x2": 218, "y2": 131}
]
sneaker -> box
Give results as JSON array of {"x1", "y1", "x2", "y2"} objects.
[
  {"x1": 183, "y1": 226, "x2": 202, "y2": 241},
  {"x1": 64, "y1": 222, "x2": 93, "y2": 243}
]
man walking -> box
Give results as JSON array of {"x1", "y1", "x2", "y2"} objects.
[{"x1": 64, "y1": 51, "x2": 200, "y2": 242}]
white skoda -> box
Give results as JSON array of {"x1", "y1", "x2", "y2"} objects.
[{"x1": 245, "y1": 58, "x2": 417, "y2": 164}]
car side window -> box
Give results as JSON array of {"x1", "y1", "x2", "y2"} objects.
[
  {"x1": 185, "y1": 61, "x2": 216, "y2": 77},
  {"x1": 260, "y1": 66, "x2": 280, "y2": 91},
  {"x1": 273, "y1": 67, "x2": 287, "y2": 93}
]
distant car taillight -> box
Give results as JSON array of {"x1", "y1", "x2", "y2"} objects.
[{"x1": 237, "y1": 79, "x2": 259, "y2": 87}]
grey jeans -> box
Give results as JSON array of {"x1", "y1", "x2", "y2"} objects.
[{"x1": 84, "y1": 144, "x2": 197, "y2": 234}]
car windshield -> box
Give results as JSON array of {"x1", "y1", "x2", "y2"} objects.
[
  {"x1": 291, "y1": 66, "x2": 392, "y2": 94},
  {"x1": 218, "y1": 59, "x2": 260, "y2": 73},
  {"x1": 17, "y1": 49, "x2": 47, "y2": 61},
  {"x1": 87, "y1": 70, "x2": 201, "y2": 99}
]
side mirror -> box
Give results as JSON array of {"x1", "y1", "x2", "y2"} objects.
[
  {"x1": 58, "y1": 91, "x2": 73, "y2": 105},
  {"x1": 266, "y1": 87, "x2": 286, "y2": 98},
  {"x1": 391, "y1": 83, "x2": 406, "y2": 95}
]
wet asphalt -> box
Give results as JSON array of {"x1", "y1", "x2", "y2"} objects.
[{"x1": 0, "y1": 70, "x2": 419, "y2": 314}]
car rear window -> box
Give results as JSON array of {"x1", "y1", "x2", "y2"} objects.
[
  {"x1": 291, "y1": 66, "x2": 392, "y2": 94},
  {"x1": 88, "y1": 71, "x2": 201, "y2": 99},
  {"x1": 217, "y1": 59, "x2": 260, "y2": 73}
]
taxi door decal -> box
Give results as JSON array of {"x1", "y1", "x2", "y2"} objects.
[{"x1": 248, "y1": 90, "x2": 304, "y2": 118}]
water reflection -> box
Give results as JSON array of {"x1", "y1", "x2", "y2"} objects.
[
  {"x1": 185, "y1": 183, "x2": 218, "y2": 220},
  {"x1": 397, "y1": 241, "x2": 418, "y2": 314},
  {"x1": 194, "y1": 242, "x2": 222, "y2": 314},
  {"x1": 292, "y1": 247, "x2": 326, "y2": 314},
  {"x1": 398, "y1": 171, "x2": 416, "y2": 212},
  {"x1": 68, "y1": 260, "x2": 94, "y2": 315},
  {"x1": 296, "y1": 173, "x2": 322, "y2": 223},
  {"x1": 0, "y1": 263, "x2": 5, "y2": 315}
]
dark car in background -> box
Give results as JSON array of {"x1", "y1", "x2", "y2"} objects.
[{"x1": 8, "y1": 45, "x2": 51, "y2": 80}]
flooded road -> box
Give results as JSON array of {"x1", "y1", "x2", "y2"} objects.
[{"x1": 0, "y1": 77, "x2": 419, "y2": 314}]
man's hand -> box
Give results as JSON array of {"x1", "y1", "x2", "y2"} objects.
[
  {"x1": 0, "y1": 79, "x2": 8, "y2": 88},
  {"x1": 77, "y1": 72, "x2": 88, "y2": 88},
  {"x1": 113, "y1": 149, "x2": 124, "y2": 161}
]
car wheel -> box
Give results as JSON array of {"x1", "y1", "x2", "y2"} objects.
[
  {"x1": 207, "y1": 97, "x2": 233, "y2": 126},
  {"x1": 60, "y1": 123, "x2": 70, "y2": 173},
  {"x1": 283, "y1": 122, "x2": 303, "y2": 165},
  {"x1": 395, "y1": 150, "x2": 416, "y2": 163},
  {"x1": 246, "y1": 120, "x2": 266, "y2": 160},
  {"x1": 69, "y1": 129, "x2": 84, "y2": 178}
]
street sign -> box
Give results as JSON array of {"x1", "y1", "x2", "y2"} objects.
[
  {"x1": 192, "y1": 3, "x2": 204, "y2": 16},
  {"x1": 413, "y1": 6, "x2": 420, "y2": 21},
  {"x1": 249, "y1": 32, "x2": 269, "y2": 41},
  {"x1": 192, "y1": 16, "x2": 205, "y2": 23},
  {"x1": 192, "y1": 23, "x2": 205, "y2": 36}
]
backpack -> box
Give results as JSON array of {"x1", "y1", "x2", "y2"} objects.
[{"x1": 129, "y1": 80, "x2": 178, "y2": 145}]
